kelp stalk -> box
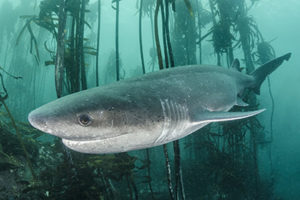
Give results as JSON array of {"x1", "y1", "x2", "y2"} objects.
[
  {"x1": 208, "y1": 0, "x2": 221, "y2": 65},
  {"x1": 163, "y1": 144, "x2": 175, "y2": 200},
  {"x1": 173, "y1": 141, "x2": 180, "y2": 200},
  {"x1": 139, "y1": 0, "x2": 146, "y2": 74},
  {"x1": 55, "y1": 0, "x2": 67, "y2": 98},
  {"x1": 236, "y1": 1, "x2": 259, "y2": 197},
  {"x1": 75, "y1": 2, "x2": 81, "y2": 90},
  {"x1": 164, "y1": 0, "x2": 174, "y2": 67},
  {"x1": 154, "y1": 0, "x2": 164, "y2": 70},
  {"x1": 0, "y1": 98, "x2": 37, "y2": 180},
  {"x1": 160, "y1": 0, "x2": 169, "y2": 68},
  {"x1": 195, "y1": 0, "x2": 202, "y2": 64},
  {"x1": 0, "y1": 70, "x2": 35, "y2": 180},
  {"x1": 69, "y1": 16, "x2": 80, "y2": 93},
  {"x1": 155, "y1": 1, "x2": 174, "y2": 197},
  {"x1": 96, "y1": 0, "x2": 101, "y2": 86},
  {"x1": 237, "y1": 1, "x2": 254, "y2": 73},
  {"x1": 149, "y1": 6, "x2": 156, "y2": 68},
  {"x1": 79, "y1": 0, "x2": 87, "y2": 89},
  {"x1": 165, "y1": 1, "x2": 184, "y2": 198},
  {"x1": 115, "y1": 0, "x2": 120, "y2": 80},
  {"x1": 131, "y1": 175, "x2": 139, "y2": 200},
  {"x1": 126, "y1": 174, "x2": 139, "y2": 200},
  {"x1": 139, "y1": 2, "x2": 155, "y2": 193},
  {"x1": 146, "y1": 149, "x2": 154, "y2": 199}
]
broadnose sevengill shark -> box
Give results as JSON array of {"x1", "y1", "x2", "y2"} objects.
[{"x1": 28, "y1": 53, "x2": 291, "y2": 154}]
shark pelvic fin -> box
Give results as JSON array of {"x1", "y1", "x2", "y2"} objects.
[
  {"x1": 191, "y1": 109, "x2": 265, "y2": 124},
  {"x1": 236, "y1": 97, "x2": 249, "y2": 107}
]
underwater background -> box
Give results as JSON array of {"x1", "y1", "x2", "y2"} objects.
[{"x1": 0, "y1": 0, "x2": 299, "y2": 199}]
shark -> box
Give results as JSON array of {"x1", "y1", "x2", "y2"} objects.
[{"x1": 28, "y1": 53, "x2": 291, "y2": 154}]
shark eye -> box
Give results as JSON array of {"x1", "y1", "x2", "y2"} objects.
[{"x1": 78, "y1": 114, "x2": 92, "y2": 126}]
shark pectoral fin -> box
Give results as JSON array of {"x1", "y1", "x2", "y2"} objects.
[
  {"x1": 191, "y1": 109, "x2": 265, "y2": 124},
  {"x1": 236, "y1": 98, "x2": 249, "y2": 107}
]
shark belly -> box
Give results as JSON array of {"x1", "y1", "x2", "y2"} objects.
[
  {"x1": 62, "y1": 120, "x2": 197, "y2": 154},
  {"x1": 62, "y1": 133, "x2": 157, "y2": 154}
]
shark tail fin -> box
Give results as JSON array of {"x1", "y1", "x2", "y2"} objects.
[{"x1": 251, "y1": 53, "x2": 291, "y2": 94}]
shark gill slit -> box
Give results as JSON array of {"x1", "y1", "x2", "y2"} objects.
[
  {"x1": 155, "y1": 99, "x2": 188, "y2": 144},
  {"x1": 155, "y1": 99, "x2": 169, "y2": 144},
  {"x1": 170, "y1": 100, "x2": 179, "y2": 137}
]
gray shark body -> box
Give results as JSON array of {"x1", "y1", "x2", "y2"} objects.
[{"x1": 28, "y1": 53, "x2": 291, "y2": 154}]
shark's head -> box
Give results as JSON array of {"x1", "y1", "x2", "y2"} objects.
[{"x1": 28, "y1": 88, "x2": 134, "y2": 141}]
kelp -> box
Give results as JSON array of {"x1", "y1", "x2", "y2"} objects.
[
  {"x1": 17, "y1": 0, "x2": 90, "y2": 96},
  {"x1": 0, "y1": 115, "x2": 142, "y2": 199},
  {"x1": 172, "y1": 0, "x2": 197, "y2": 66},
  {"x1": 139, "y1": 0, "x2": 146, "y2": 74},
  {"x1": 3, "y1": 0, "x2": 281, "y2": 199},
  {"x1": 95, "y1": 0, "x2": 101, "y2": 86},
  {"x1": 16, "y1": 16, "x2": 41, "y2": 64},
  {"x1": 55, "y1": 0, "x2": 67, "y2": 98},
  {"x1": 183, "y1": 0, "x2": 193, "y2": 17},
  {"x1": 113, "y1": 0, "x2": 120, "y2": 81},
  {"x1": 154, "y1": 0, "x2": 164, "y2": 70},
  {"x1": 0, "y1": 69, "x2": 36, "y2": 180}
]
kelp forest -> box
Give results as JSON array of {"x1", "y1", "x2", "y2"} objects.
[{"x1": 0, "y1": 0, "x2": 286, "y2": 199}]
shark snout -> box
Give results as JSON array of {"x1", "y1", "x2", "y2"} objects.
[
  {"x1": 28, "y1": 108, "x2": 61, "y2": 137},
  {"x1": 28, "y1": 107, "x2": 94, "y2": 140},
  {"x1": 28, "y1": 110, "x2": 49, "y2": 132}
]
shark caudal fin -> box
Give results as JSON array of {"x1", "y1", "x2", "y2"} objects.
[{"x1": 251, "y1": 53, "x2": 291, "y2": 94}]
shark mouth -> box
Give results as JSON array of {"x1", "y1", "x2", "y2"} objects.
[
  {"x1": 62, "y1": 134, "x2": 132, "y2": 154},
  {"x1": 62, "y1": 139, "x2": 108, "y2": 154},
  {"x1": 62, "y1": 131, "x2": 155, "y2": 154}
]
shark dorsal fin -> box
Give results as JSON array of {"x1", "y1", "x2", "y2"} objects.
[
  {"x1": 191, "y1": 109, "x2": 265, "y2": 124},
  {"x1": 231, "y1": 58, "x2": 240, "y2": 71}
]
